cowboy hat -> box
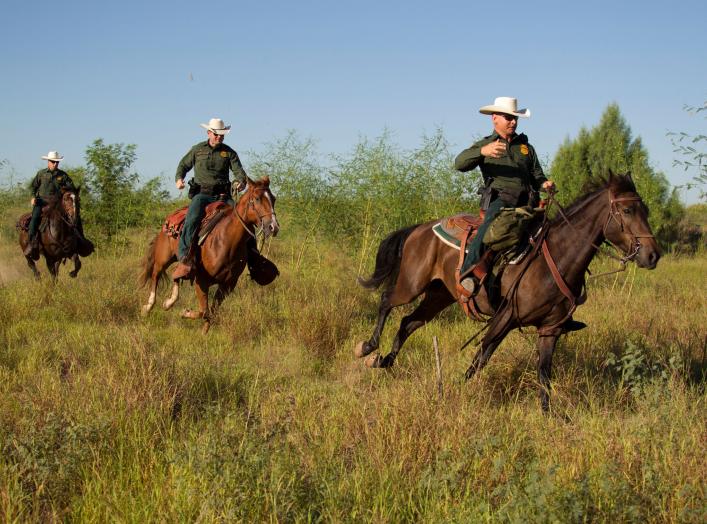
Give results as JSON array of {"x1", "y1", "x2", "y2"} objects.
[
  {"x1": 41, "y1": 151, "x2": 64, "y2": 162},
  {"x1": 479, "y1": 97, "x2": 530, "y2": 118},
  {"x1": 200, "y1": 118, "x2": 231, "y2": 135}
]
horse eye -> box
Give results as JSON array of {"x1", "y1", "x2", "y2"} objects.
[{"x1": 622, "y1": 207, "x2": 632, "y2": 215}]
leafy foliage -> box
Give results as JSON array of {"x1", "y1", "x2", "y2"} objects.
[
  {"x1": 550, "y1": 104, "x2": 684, "y2": 245},
  {"x1": 249, "y1": 129, "x2": 479, "y2": 247},
  {"x1": 83, "y1": 139, "x2": 169, "y2": 238},
  {"x1": 667, "y1": 101, "x2": 707, "y2": 201}
]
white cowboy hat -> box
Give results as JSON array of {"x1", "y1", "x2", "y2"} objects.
[
  {"x1": 479, "y1": 97, "x2": 531, "y2": 118},
  {"x1": 41, "y1": 151, "x2": 64, "y2": 162},
  {"x1": 200, "y1": 118, "x2": 231, "y2": 135}
]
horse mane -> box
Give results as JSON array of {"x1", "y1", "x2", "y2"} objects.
[{"x1": 551, "y1": 173, "x2": 637, "y2": 222}]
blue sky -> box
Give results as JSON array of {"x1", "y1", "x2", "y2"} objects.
[{"x1": 1, "y1": 0, "x2": 705, "y2": 202}]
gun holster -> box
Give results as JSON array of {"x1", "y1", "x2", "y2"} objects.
[{"x1": 479, "y1": 185, "x2": 497, "y2": 211}]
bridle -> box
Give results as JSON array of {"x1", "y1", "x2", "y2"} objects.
[
  {"x1": 549, "y1": 189, "x2": 653, "y2": 271},
  {"x1": 604, "y1": 194, "x2": 655, "y2": 265},
  {"x1": 233, "y1": 186, "x2": 277, "y2": 239}
]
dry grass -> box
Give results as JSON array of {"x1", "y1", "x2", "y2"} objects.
[{"x1": 0, "y1": 215, "x2": 705, "y2": 522}]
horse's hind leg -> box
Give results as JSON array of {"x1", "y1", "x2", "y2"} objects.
[
  {"x1": 68, "y1": 254, "x2": 81, "y2": 278},
  {"x1": 162, "y1": 282, "x2": 180, "y2": 310},
  {"x1": 354, "y1": 289, "x2": 394, "y2": 359},
  {"x1": 366, "y1": 281, "x2": 454, "y2": 368}
]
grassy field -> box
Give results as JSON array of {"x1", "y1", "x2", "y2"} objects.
[{"x1": 0, "y1": 202, "x2": 705, "y2": 522}]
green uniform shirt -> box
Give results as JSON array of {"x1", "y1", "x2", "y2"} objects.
[
  {"x1": 454, "y1": 132, "x2": 546, "y2": 193},
  {"x1": 175, "y1": 141, "x2": 247, "y2": 188},
  {"x1": 31, "y1": 168, "x2": 76, "y2": 199}
]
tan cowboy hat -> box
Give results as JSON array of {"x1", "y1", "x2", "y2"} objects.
[
  {"x1": 41, "y1": 151, "x2": 64, "y2": 162},
  {"x1": 479, "y1": 97, "x2": 531, "y2": 118},
  {"x1": 200, "y1": 118, "x2": 231, "y2": 135}
]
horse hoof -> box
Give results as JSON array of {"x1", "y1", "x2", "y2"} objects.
[
  {"x1": 202, "y1": 322, "x2": 211, "y2": 335},
  {"x1": 140, "y1": 305, "x2": 152, "y2": 317},
  {"x1": 163, "y1": 301, "x2": 174, "y2": 311},
  {"x1": 69, "y1": 271, "x2": 78, "y2": 278},
  {"x1": 354, "y1": 341, "x2": 370, "y2": 358},
  {"x1": 364, "y1": 353, "x2": 383, "y2": 368}
]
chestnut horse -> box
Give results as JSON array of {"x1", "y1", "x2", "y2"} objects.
[
  {"x1": 18, "y1": 188, "x2": 83, "y2": 280},
  {"x1": 139, "y1": 177, "x2": 279, "y2": 333},
  {"x1": 355, "y1": 173, "x2": 661, "y2": 410}
]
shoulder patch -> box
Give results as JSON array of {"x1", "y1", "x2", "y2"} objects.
[
  {"x1": 220, "y1": 151, "x2": 229, "y2": 158},
  {"x1": 520, "y1": 144, "x2": 529, "y2": 155}
]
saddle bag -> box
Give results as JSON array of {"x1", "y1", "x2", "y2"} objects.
[{"x1": 483, "y1": 206, "x2": 539, "y2": 252}]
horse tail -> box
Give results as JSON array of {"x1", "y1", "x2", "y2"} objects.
[
  {"x1": 358, "y1": 224, "x2": 418, "y2": 290},
  {"x1": 138, "y1": 234, "x2": 159, "y2": 288}
]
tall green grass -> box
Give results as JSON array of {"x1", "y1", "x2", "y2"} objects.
[{"x1": 0, "y1": 197, "x2": 704, "y2": 521}]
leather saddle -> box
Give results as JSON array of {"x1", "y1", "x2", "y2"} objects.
[
  {"x1": 163, "y1": 201, "x2": 230, "y2": 240},
  {"x1": 431, "y1": 213, "x2": 484, "y2": 252}
]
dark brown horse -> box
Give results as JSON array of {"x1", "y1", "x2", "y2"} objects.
[
  {"x1": 139, "y1": 177, "x2": 279, "y2": 333},
  {"x1": 355, "y1": 173, "x2": 661, "y2": 410},
  {"x1": 18, "y1": 188, "x2": 83, "y2": 280}
]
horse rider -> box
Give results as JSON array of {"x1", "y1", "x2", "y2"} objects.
[
  {"x1": 172, "y1": 118, "x2": 248, "y2": 281},
  {"x1": 455, "y1": 97, "x2": 555, "y2": 290},
  {"x1": 24, "y1": 151, "x2": 89, "y2": 256}
]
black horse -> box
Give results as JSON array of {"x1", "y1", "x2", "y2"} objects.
[
  {"x1": 18, "y1": 188, "x2": 86, "y2": 280},
  {"x1": 356, "y1": 174, "x2": 661, "y2": 410}
]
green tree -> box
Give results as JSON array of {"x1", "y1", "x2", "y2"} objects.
[
  {"x1": 550, "y1": 103, "x2": 683, "y2": 244},
  {"x1": 84, "y1": 139, "x2": 169, "y2": 238}
]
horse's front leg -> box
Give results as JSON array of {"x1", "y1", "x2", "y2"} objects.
[
  {"x1": 25, "y1": 254, "x2": 40, "y2": 279},
  {"x1": 45, "y1": 256, "x2": 60, "y2": 282},
  {"x1": 68, "y1": 254, "x2": 81, "y2": 278},
  {"x1": 537, "y1": 335, "x2": 559, "y2": 413},
  {"x1": 181, "y1": 276, "x2": 209, "y2": 323}
]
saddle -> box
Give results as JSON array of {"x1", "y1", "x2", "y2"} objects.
[
  {"x1": 432, "y1": 210, "x2": 542, "y2": 319},
  {"x1": 431, "y1": 213, "x2": 484, "y2": 252},
  {"x1": 163, "y1": 201, "x2": 230, "y2": 241}
]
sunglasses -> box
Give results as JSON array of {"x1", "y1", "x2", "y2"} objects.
[{"x1": 496, "y1": 113, "x2": 518, "y2": 122}]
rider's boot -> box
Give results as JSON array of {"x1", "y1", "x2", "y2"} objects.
[{"x1": 459, "y1": 250, "x2": 494, "y2": 296}]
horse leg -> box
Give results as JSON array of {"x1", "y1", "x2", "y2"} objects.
[
  {"x1": 354, "y1": 289, "x2": 394, "y2": 358},
  {"x1": 366, "y1": 281, "x2": 454, "y2": 368},
  {"x1": 45, "y1": 256, "x2": 60, "y2": 282},
  {"x1": 202, "y1": 281, "x2": 236, "y2": 334},
  {"x1": 25, "y1": 254, "x2": 40, "y2": 280},
  {"x1": 181, "y1": 277, "x2": 209, "y2": 321},
  {"x1": 537, "y1": 335, "x2": 559, "y2": 412},
  {"x1": 465, "y1": 306, "x2": 515, "y2": 380},
  {"x1": 68, "y1": 254, "x2": 81, "y2": 278},
  {"x1": 162, "y1": 282, "x2": 180, "y2": 310}
]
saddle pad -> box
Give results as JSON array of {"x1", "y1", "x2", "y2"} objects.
[
  {"x1": 431, "y1": 213, "x2": 483, "y2": 252},
  {"x1": 163, "y1": 201, "x2": 230, "y2": 238}
]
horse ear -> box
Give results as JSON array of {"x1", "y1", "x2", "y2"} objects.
[
  {"x1": 607, "y1": 168, "x2": 615, "y2": 183},
  {"x1": 246, "y1": 176, "x2": 255, "y2": 188},
  {"x1": 76, "y1": 185, "x2": 81, "y2": 195},
  {"x1": 262, "y1": 175, "x2": 270, "y2": 186}
]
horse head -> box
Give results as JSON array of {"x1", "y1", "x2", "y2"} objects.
[
  {"x1": 603, "y1": 172, "x2": 661, "y2": 269},
  {"x1": 241, "y1": 176, "x2": 280, "y2": 238},
  {"x1": 61, "y1": 187, "x2": 79, "y2": 225}
]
